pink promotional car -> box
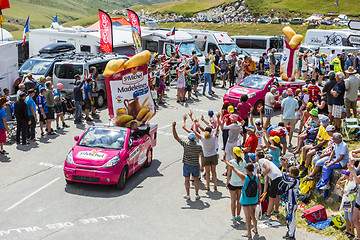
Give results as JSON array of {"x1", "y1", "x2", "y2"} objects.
[
  {"x1": 223, "y1": 75, "x2": 305, "y2": 114},
  {"x1": 63, "y1": 124, "x2": 157, "y2": 189}
]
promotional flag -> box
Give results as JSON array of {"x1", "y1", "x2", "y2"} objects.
[
  {"x1": 175, "y1": 42, "x2": 182, "y2": 54},
  {"x1": 22, "y1": 16, "x2": 29, "y2": 46},
  {"x1": 98, "y1": 9, "x2": 113, "y2": 53},
  {"x1": 127, "y1": 9, "x2": 142, "y2": 53},
  {"x1": 166, "y1": 27, "x2": 175, "y2": 37},
  {"x1": 105, "y1": 64, "x2": 155, "y2": 123},
  {"x1": 0, "y1": 0, "x2": 10, "y2": 10},
  {"x1": 50, "y1": 13, "x2": 58, "y2": 28}
]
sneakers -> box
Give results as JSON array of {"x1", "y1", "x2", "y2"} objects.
[
  {"x1": 0, "y1": 149, "x2": 8, "y2": 154},
  {"x1": 56, "y1": 125, "x2": 61, "y2": 130},
  {"x1": 195, "y1": 195, "x2": 201, "y2": 200},
  {"x1": 271, "y1": 211, "x2": 279, "y2": 215},
  {"x1": 262, "y1": 214, "x2": 271, "y2": 220},
  {"x1": 320, "y1": 185, "x2": 330, "y2": 190},
  {"x1": 31, "y1": 138, "x2": 39, "y2": 141},
  {"x1": 235, "y1": 216, "x2": 243, "y2": 221},
  {"x1": 85, "y1": 117, "x2": 93, "y2": 121},
  {"x1": 63, "y1": 123, "x2": 70, "y2": 128},
  {"x1": 230, "y1": 216, "x2": 236, "y2": 222},
  {"x1": 92, "y1": 113, "x2": 99, "y2": 119},
  {"x1": 183, "y1": 195, "x2": 190, "y2": 200}
]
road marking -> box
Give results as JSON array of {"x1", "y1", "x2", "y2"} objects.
[
  {"x1": 4, "y1": 177, "x2": 61, "y2": 212},
  {"x1": 39, "y1": 162, "x2": 62, "y2": 169},
  {"x1": 189, "y1": 107, "x2": 208, "y2": 113}
]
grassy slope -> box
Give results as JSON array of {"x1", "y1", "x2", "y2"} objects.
[
  {"x1": 246, "y1": 0, "x2": 359, "y2": 17},
  {"x1": 158, "y1": 22, "x2": 346, "y2": 38}
]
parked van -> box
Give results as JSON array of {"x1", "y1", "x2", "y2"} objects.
[
  {"x1": 52, "y1": 53, "x2": 128, "y2": 108},
  {"x1": 290, "y1": 18, "x2": 304, "y2": 25},
  {"x1": 304, "y1": 29, "x2": 354, "y2": 47},
  {"x1": 232, "y1": 35, "x2": 284, "y2": 57},
  {"x1": 29, "y1": 26, "x2": 135, "y2": 57},
  {"x1": 178, "y1": 29, "x2": 249, "y2": 57},
  {"x1": 0, "y1": 41, "x2": 18, "y2": 93}
]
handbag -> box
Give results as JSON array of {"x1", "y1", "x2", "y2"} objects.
[{"x1": 301, "y1": 205, "x2": 327, "y2": 223}]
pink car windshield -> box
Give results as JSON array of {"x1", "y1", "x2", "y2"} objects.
[
  {"x1": 239, "y1": 75, "x2": 269, "y2": 90},
  {"x1": 78, "y1": 127, "x2": 127, "y2": 150}
]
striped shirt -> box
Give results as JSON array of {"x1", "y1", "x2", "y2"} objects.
[{"x1": 180, "y1": 140, "x2": 203, "y2": 166}]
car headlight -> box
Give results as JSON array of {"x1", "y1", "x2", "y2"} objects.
[
  {"x1": 248, "y1": 92, "x2": 256, "y2": 98},
  {"x1": 102, "y1": 155, "x2": 120, "y2": 168},
  {"x1": 66, "y1": 151, "x2": 74, "y2": 164}
]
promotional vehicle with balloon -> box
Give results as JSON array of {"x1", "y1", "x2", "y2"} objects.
[{"x1": 63, "y1": 50, "x2": 158, "y2": 189}]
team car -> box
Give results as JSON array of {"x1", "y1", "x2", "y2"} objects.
[
  {"x1": 223, "y1": 75, "x2": 306, "y2": 114},
  {"x1": 63, "y1": 124, "x2": 157, "y2": 189}
]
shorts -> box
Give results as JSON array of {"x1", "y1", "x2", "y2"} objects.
[
  {"x1": 280, "y1": 136, "x2": 286, "y2": 144},
  {"x1": 332, "y1": 105, "x2": 343, "y2": 119},
  {"x1": 191, "y1": 76, "x2": 198, "y2": 85},
  {"x1": 344, "y1": 202, "x2": 355, "y2": 221},
  {"x1": 283, "y1": 119, "x2": 295, "y2": 131},
  {"x1": 46, "y1": 107, "x2": 55, "y2": 120},
  {"x1": 355, "y1": 203, "x2": 360, "y2": 211},
  {"x1": 204, "y1": 154, "x2": 218, "y2": 166},
  {"x1": 264, "y1": 107, "x2": 274, "y2": 118},
  {"x1": 183, "y1": 164, "x2": 200, "y2": 178},
  {"x1": 318, "y1": 68, "x2": 324, "y2": 76},
  {"x1": 220, "y1": 70, "x2": 227, "y2": 77},
  {"x1": 84, "y1": 98, "x2": 92, "y2": 110},
  {"x1": 177, "y1": 82, "x2": 185, "y2": 88},
  {"x1": 39, "y1": 114, "x2": 47, "y2": 123},
  {"x1": 302, "y1": 69, "x2": 308, "y2": 73},
  {"x1": 54, "y1": 105, "x2": 63, "y2": 114},
  {"x1": 328, "y1": 105, "x2": 333, "y2": 114},
  {"x1": 0, "y1": 129, "x2": 6, "y2": 143},
  {"x1": 228, "y1": 183, "x2": 242, "y2": 191},
  {"x1": 269, "y1": 177, "x2": 282, "y2": 198},
  {"x1": 345, "y1": 99, "x2": 357, "y2": 111},
  {"x1": 186, "y1": 85, "x2": 192, "y2": 92},
  {"x1": 295, "y1": 111, "x2": 301, "y2": 120}
]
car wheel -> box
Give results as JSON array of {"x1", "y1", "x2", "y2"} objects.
[
  {"x1": 95, "y1": 91, "x2": 105, "y2": 108},
  {"x1": 65, "y1": 179, "x2": 73, "y2": 184},
  {"x1": 253, "y1": 100, "x2": 264, "y2": 115},
  {"x1": 144, "y1": 148, "x2": 152, "y2": 168},
  {"x1": 116, "y1": 167, "x2": 127, "y2": 190}
]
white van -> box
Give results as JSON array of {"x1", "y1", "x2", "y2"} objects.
[
  {"x1": 231, "y1": 35, "x2": 284, "y2": 57},
  {"x1": 29, "y1": 26, "x2": 135, "y2": 57},
  {"x1": 52, "y1": 53, "x2": 128, "y2": 108},
  {"x1": 0, "y1": 41, "x2": 18, "y2": 93},
  {"x1": 304, "y1": 29, "x2": 354, "y2": 47},
  {"x1": 178, "y1": 29, "x2": 249, "y2": 57}
]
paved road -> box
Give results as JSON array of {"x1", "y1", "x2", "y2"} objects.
[{"x1": 0, "y1": 85, "x2": 334, "y2": 240}]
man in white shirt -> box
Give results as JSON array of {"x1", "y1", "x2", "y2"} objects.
[
  {"x1": 328, "y1": 49, "x2": 336, "y2": 70},
  {"x1": 344, "y1": 66, "x2": 360, "y2": 118}
]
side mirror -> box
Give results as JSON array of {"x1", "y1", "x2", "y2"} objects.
[
  {"x1": 74, "y1": 136, "x2": 79, "y2": 141},
  {"x1": 132, "y1": 140, "x2": 139, "y2": 147}
]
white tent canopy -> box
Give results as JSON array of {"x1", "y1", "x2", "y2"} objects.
[
  {"x1": 0, "y1": 28, "x2": 14, "y2": 41},
  {"x1": 305, "y1": 15, "x2": 322, "y2": 21}
]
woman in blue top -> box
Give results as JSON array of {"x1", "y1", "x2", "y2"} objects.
[
  {"x1": 224, "y1": 160, "x2": 260, "y2": 238},
  {"x1": 261, "y1": 135, "x2": 282, "y2": 169}
]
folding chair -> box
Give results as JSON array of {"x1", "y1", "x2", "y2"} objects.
[{"x1": 342, "y1": 118, "x2": 360, "y2": 140}]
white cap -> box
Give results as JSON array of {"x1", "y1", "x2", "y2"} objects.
[{"x1": 326, "y1": 125, "x2": 335, "y2": 132}]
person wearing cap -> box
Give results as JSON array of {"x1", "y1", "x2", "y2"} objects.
[
  {"x1": 261, "y1": 135, "x2": 282, "y2": 169},
  {"x1": 25, "y1": 73, "x2": 35, "y2": 83},
  {"x1": 172, "y1": 121, "x2": 204, "y2": 200},
  {"x1": 221, "y1": 114, "x2": 243, "y2": 163},
  {"x1": 242, "y1": 126, "x2": 258, "y2": 163},
  {"x1": 225, "y1": 147, "x2": 246, "y2": 222},
  {"x1": 331, "y1": 54, "x2": 343, "y2": 74},
  {"x1": 249, "y1": 105, "x2": 265, "y2": 148},
  {"x1": 25, "y1": 89, "x2": 38, "y2": 141},
  {"x1": 73, "y1": 76, "x2": 85, "y2": 124},
  {"x1": 45, "y1": 81, "x2": 56, "y2": 135},
  {"x1": 203, "y1": 57, "x2": 214, "y2": 95},
  {"x1": 200, "y1": 110, "x2": 217, "y2": 129},
  {"x1": 264, "y1": 86, "x2": 279, "y2": 128},
  {"x1": 345, "y1": 53, "x2": 353, "y2": 70},
  {"x1": 298, "y1": 117, "x2": 330, "y2": 178},
  {"x1": 223, "y1": 159, "x2": 260, "y2": 238},
  {"x1": 191, "y1": 113, "x2": 220, "y2": 191},
  {"x1": 269, "y1": 48, "x2": 276, "y2": 74},
  {"x1": 13, "y1": 74, "x2": 25, "y2": 93},
  {"x1": 17, "y1": 83, "x2": 26, "y2": 100},
  {"x1": 308, "y1": 79, "x2": 320, "y2": 103},
  {"x1": 37, "y1": 76, "x2": 46, "y2": 93},
  {"x1": 344, "y1": 66, "x2": 359, "y2": 118},
  {"x1": 14, "y1": 92, "x2": 30, "y2": 145},
  {"x1": 331, "y1": 72, "x2": 346, "y2": 130},
  {"x1": 281, "y1": 83, "x2": 291, "y2": 99},
  {"x1": 293, "y1": 108, "x2": 319, "y2": 154},
  {"x1": 258, "y1": 153, "x2": 282, "y2": 220},
  {"x1": 281, "y1": 88, "x2": 298, "y2": 152},
  {"x1": 322, "y1": 71, "x2": 337, "y2": 122},
  {"x1": 221, "y1": 106, "x2": 244, "y2": 150},
  {"x1": 54, "y1": 83, "x2": 69, "y2": 129}
]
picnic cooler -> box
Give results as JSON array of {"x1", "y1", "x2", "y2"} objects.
[{"x1": 301, "y1": 205, "x2": 327, "y2": 223}]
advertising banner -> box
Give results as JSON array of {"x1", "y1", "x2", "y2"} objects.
[
  {"x1": 105, "y1": 64, "x2": 155, "y2": 126},
  {"x1": 98, "y1": 9, "x2": 113, "y2": 53},
  {"x1": 127, "y1": 9, "x2": 142, "y2": 53}
]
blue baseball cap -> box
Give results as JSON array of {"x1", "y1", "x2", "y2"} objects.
[
  {"x1": 208, "y1": 110, "x2": 214, "y2": 116},
  {"x1": 188, "y1": 133, "x2": 196, "y2": 140},
  {"x1": 245, "y1": 126, "x2": 256, "y2": 132},
  {"x1": 248, "y1": 153, "x2": 255, "y2": 161}
]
